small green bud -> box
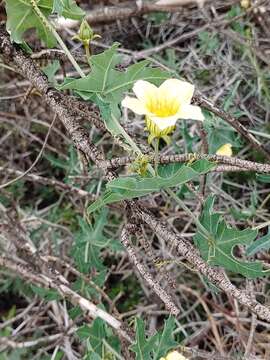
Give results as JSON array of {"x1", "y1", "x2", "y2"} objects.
[
  {"x1": 79, "y1": 19, "x2": 93, "y2": 44},
  {"x1": 73, "y1": 19, "x2": 101, "y2": 47}
]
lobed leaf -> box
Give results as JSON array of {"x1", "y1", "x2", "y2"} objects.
[
  {"x1": 5, "y1": 0, "x2": 84, "y2": 46},
  {"x1": 246, "y1": 228, "x2": 270, "y2": 256},
  {"x1": 130, "y1": 317, "x2": 177, "y2": 360},
  {"x1": 52, "y1": 0, "x2": 84, "y2": 17},
  {"x1": 88, "y1": 160, "x2": 216, "y2": 213},
  {"x1": 194, "y1": 196, "x2": 266, "y2": 278},
  {"x1": 59, "y1": 44, "x2": 170, "y2": 105}
]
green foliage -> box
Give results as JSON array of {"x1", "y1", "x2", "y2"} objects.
[
  {"x1": 77, "y1": 318, "x2": 120, "y2": 359},
  {"x1": 0, "y1": 349, "x2": 30, "y2": 360},
  {"x1": 194, "y1": 196, "x2": 267, "y2": 278},
  {"x1": 203, "y1": 111, "x2": 241, "y2": 153},
  {"x1": 223, "y1": 80, "x2": 242, "y2": 112},
  {"x1": 77, "y1": 318, "x2": 106, "y2": 354},
  {"x1": 198, "y1": 31, "x2": 220, "y2": 55},
  {"x1": 108, "y1": 275, "x2": 142, "y2": 312},
  {"x1": 42, "y1": 60, "x2": 60, "y2": 84},
  {"x1": 5, "y1": 0, "x2": 84, "y2": 46},
  {"x1": 72, "y1": 210, "x2": 122, "y2": 273},
  {"x1": 179, "y1": 121, "x2": 198, "y2": 153},
  {"x1": 131, "y1": 317, "x2": 178, "y2": 360},
  {"x1": 60, "y1": 44, "x2": 169, "y2": 102},
  {"x1": 45, "y1": 146, "x2": 82, "y2": 183},
  {"x1": 226, "y1": 5, "x2": 246, "y2": 35},
  {"x1": 230, "y1": 190, "x2": 258, "y2": 221},
  {"x1": 31, "y1": 285, "x2": 61, "y2": 301},
  {"x1": 88, "y1": 160, "x2": 215, "y2": 213},
  {"x1": 246, "y1": 228, "x2": 270, "y2": 256},
  {"x1": 203, "y1": 79, "x2": 244, "y2": 153},
  {"x1": 256, "y1": 174, "x2": 270, "y2": 183},
  {"x1": 52, "y1": 0, "x2": 83, "y2": 16},
  {"x1": 147, "y1": 12, "x2": 169, "y2": 25},
  {"x1": 59, "y1": 44, "x2": 170, "y2": 140}
]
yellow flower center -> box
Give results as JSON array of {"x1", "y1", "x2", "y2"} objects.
[{"x1": 145, "y1": 92, "x2": 180, "y2": 117}]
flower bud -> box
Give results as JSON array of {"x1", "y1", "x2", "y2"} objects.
[
  {"x1": 73, "y1": 19, "x2": 101, "y2": 47},
  {"x1": 79, "y1": 19, "x2": 93, "y2": 44},
  {"x1": 240, "y1": 0, "x2": 250, "y2": 9}
]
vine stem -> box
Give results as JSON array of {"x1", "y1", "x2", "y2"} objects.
[
  {"x1": 30, "y1": 0, "x2": 85, "y2": 78},
  {"x1": 50, "y1": 27, "x2": 85, "y2": 78},
  {"x1": 154, "y1": 138, "x2": 160, "y2": 175},
  {"x1": 84, "y1": 44, "x2": 91, "y2": 64},
  {"x1": 166, "y1": 188, "x2": 210, "y2": 238}
]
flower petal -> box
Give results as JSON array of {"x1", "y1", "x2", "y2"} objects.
[
  {"x1": 121, "y1": 96, "x2": 147, "y2": 115},
  {"x1": 216, "y1": 143, "x2": 233, "y2": 157},
  {"x1": 178, "y1": 104, "x2": 204, "y2": 121},
  {"x1": 133, "y1": 80, "x2": 158, "y2": 103},
  {"x1": 150, "y1": 114, "x2": 180, "y2": 130},
  {"x1": 159, "y1": 79, "x2": 194, "y2": 104},
  {"x1": 165, "y1": 350, "x2": 188, "y2": 360}
]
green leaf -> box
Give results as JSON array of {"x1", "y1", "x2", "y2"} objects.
[
  {"x1": 246, "y1": 228, "x2": 270, "y2": 256},
  {"x1": 76, "y1": 324, "x2": 92, "y2": 340},
  {"x1": 256, "y1": 174, "x2": 270, "y2": 183},
  {"x1": 130, "y1": 318, "x2": 158, "y2": 360},
  {"x1": 194, "y1": 196, "x2": 265, "y2": 278},
  {"x1": 59, "y1": 44, "x2": 170, "y2": 145},
  {"x1": 84, "y1": 354, "x2": 102, "y2": 360},
  {"x1": 77, "y1": 318, "x2": 106, "y2": 355},
  {"x1": 31, "y1": 285, "x2": 61, "y2": 301},
  {"x1": 52, "y1": 0, "x2": 84, "y2": 17},
  {"x1": 88, "y1": 160, "x2": 216, "y2": 213},
  {"x1": 5, "y1": 0, "x2": 84, "y2": 47},
  {"x1": 130, "y1": 317, "x2": 177, "y2": 360},
  {"x1": 6, "y1": 0, "x2": 55, "y2": 46},
  {"x1": 153, "y1": 317, "x2": 178, "y2": 360},
  {"x1": 91, "y1": 95, "x2": 131, "y2": 151},
  {"x1": 198, "y1": 31, "x2": 220, "y2": 56},
  {"x1": 203, "y1": 111, "x2": 241, "y2": 153},
  {"x1": 43, "y1": 60, "x2": 60, "y2": 83},
  {"x1": 72, "y1": 209, "x2": 117, "y2": 273},
  {"x1": 60, "y1": 44, "x2": 170, "y2": 105},
  {"x1": 223, "y1": 80, "x2": 241, "y2": 112},
  {"x1": 77, "y1": 318, "x2": 120, "y2": 359}
]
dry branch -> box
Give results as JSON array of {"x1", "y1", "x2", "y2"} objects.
[
  {"x1": 0, "y1": 255, "x2": 132, "y2": 342},
  {"x1": 121, "y1": 225, "x2": 180, "y2": 316},
  {"x1": 133, "y1": 207, "x2": 270, "y2": 323},
  {"x1": 74, "y1": 0, "x2": 211, "y2": 27},
  {"x1": 102, "y1": 153, "x2": 270, "y2": 173},
  {"x1": 0, "y1": 167, "x2": 95, "y2": 199}
]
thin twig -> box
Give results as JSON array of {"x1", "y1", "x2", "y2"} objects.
[
  {"x1": 121, "y1": 224, "x2": 180, "y2": 316},
  {"x1": 194, "y1": 95, "x2": 270, "y2": 161},
  {"x1": 0, "y1": 114, "x2": 57, "y2": 189}
]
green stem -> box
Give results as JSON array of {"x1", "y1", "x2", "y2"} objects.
[
  {"x1": 51, "y1": 27, "x2": 86, "y2": 78},
  {"x1": 154, "y1": 138, "x2": 160, "y2": 176},
  {"x1": 84, "y1": 43, "x2": 91, "y2": 64},
  {"x1": 166, "y1": 188, "x2": 210, "y2": 238},
  {"x1": 30, "y1": 0, "x2": 85, "y2": 78}
]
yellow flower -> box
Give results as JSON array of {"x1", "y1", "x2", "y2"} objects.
[
  {"x1": 215, "y1": 143, "x2": 233, "y2": 157},
  {"x1": 240, "y1": 0, "x2": 250, "y2": 9},
  {"x1": 121, "y1": 79, "x2": 204, "y2": 144},
  {"x1": 160, "y1": 350, "x2": 188, "y2": 360}
]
